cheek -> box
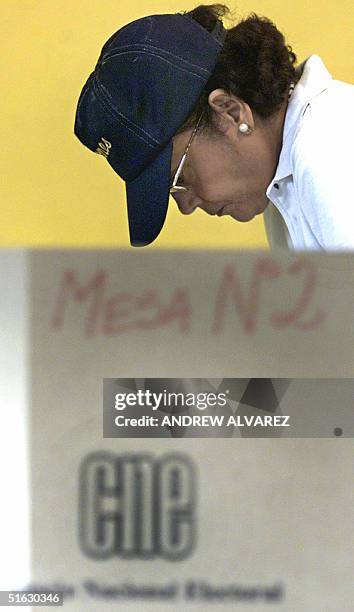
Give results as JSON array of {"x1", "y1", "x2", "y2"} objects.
[
  {"x1": 240, "y1": 143, "x2": 275, "y2": 188},
  {"x1": 197, "y1": 178, "x2": 235, "y2": 202},
  {"x1": 192, "y1": 155, "x2": 238, "y2": 201},
  {"x1": 187, "y1": 139, "x2": 270, "y2": 203}
]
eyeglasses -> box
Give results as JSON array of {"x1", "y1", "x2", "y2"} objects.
[{"x1": 170, "y1": 112, "x2": 204, "y2": 194}]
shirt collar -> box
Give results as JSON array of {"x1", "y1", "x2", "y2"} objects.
[{"x1": 267, "y1": 55, "x2": 333, "y2": 189}]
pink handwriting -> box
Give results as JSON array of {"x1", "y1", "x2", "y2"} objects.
[{"x1": 51, "y1": 257, "x2": 326, "y2": 337}]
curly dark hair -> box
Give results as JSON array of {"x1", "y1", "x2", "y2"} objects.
[{"x1": 179, "y1": 4, "x2": 299, "y2": 132}]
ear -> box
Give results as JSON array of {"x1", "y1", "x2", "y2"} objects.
[{"x1": 208, "y1": 89, "x2": 255, "y2": 134}]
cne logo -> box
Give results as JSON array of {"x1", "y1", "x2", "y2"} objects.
[
  {"x1": 79, "y1": 452, "x2": 196, "y2": 561},
  {"x1": 95, "y1": 137, "x2": 111, "y2": 158}
]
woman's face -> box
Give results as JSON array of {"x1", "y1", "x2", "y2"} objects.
[{"x1": 170, "y1": 94, "x2": 285, "y2": 222}]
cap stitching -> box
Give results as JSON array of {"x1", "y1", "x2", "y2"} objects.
[
  {"x1": 92, "y1": 77, "x2": 159, "y2": 149},
  {"x1": 101, "y1": 43, "x2": 212, "y2": 75},
  {"x1": 99, "y1": 49, "x2": 207, "y2": 81}
]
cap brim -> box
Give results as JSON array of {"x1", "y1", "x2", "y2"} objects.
[{"x1": 124, "y1": 141, "x2": 173, "y2": 247}]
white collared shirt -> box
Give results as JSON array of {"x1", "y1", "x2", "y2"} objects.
[{"x1": 263, "y1": 55, "x2": 354, "y2": 251}]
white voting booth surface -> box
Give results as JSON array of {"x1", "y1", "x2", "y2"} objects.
[{"x1": 1, "y1": 249, "x2": 354, "y2": 611}]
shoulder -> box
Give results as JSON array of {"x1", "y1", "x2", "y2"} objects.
[
  {"x1": 292, "y1": 112, "x2": 352, "y2": 184},
  {"x1": 289, "y1": 56, "x2": 352, "y2": 176},
  {"x1": 292, "y1": 55, "x2": 354, "y2": 145},
  {"x1": 291, "y1": 58, "x2": 354, "y2": 180},
  {"x1": 289, "y1": 75, "x2": 354, "y2": 249}
]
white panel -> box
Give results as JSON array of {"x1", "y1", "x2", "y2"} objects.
[{"x1": 0, "y1": 250, "x2": 30, "y2": 593}]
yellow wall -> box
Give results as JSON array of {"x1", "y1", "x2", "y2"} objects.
[{"x1": 1, "y1": 1, "x2": 353, "y2": 248}]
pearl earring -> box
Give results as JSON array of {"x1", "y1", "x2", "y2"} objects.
[{"x1": 239, "y1": 123, "x2": 251, "y2": 134}]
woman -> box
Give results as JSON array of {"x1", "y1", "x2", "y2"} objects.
[{"x1": 75, "y1": 5, "x2": 354, "y2": 249}]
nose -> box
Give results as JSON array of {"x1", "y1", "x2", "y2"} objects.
[{"x1": 171, "y1": 193, "x2": 200, "y2": 215}]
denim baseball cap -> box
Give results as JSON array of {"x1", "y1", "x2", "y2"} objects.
[{"x1": 74, "y1": 13, "x2": 226, "y2": 246}]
